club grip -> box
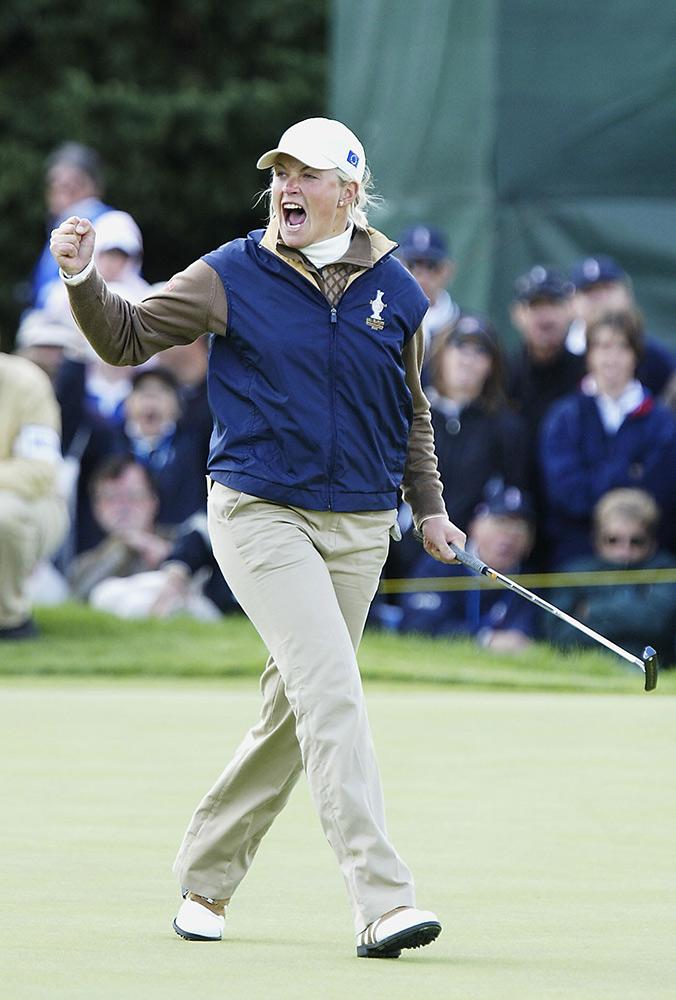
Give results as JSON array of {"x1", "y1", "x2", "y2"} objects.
[{"x1": 451, "y1": 543, "x2": 488, "y2": 575}]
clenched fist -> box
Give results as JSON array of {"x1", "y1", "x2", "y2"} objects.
[{"x1": 50, "y1": 216, "x2": 96, "y2": 276}]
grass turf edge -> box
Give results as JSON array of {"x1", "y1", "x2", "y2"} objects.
[{"x1": 1, "y1": 603, "x2": 672, "y2": 694}]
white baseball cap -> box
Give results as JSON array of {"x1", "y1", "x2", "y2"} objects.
[
  {"x1": 95, "y1": 211, "x2": 143, "y2": 256},
  {"x1": 256, "y1": 118, "x2": 366, "y2": 183},
  {"x1": 16, "y1": 310, "x2": 82, "y2": 351}
]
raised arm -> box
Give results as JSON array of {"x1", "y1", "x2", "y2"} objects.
[{"x1": 50, "y1": 216, "x2": 226, "y2": 366}]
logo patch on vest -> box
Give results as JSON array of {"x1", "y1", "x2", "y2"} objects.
[{"x1": 366, "y1": 289, "x2": 387, "y2": 331}]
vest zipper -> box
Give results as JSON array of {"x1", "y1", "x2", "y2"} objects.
[{"x1": 328, "y1": 306, "x2": 338, "y2": 510}]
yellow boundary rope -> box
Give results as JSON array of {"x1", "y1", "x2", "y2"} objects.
[{"x1": 378, "y1": 567, "x2": 676, "y2": 595}]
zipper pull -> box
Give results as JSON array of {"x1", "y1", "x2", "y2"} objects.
[{"x1": 330, "y1": 307, "x2": 337, "y2": 324}]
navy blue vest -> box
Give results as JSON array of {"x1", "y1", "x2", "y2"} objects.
[{"x1": 203, "y1": 229, "x2": 428, "y2": 512}]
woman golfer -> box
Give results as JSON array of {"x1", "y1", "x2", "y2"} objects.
[{"x1": 50, "y1": 117, "x2": 465, "y2": 959}]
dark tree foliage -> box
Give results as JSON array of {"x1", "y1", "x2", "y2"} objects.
[{"x1": 0, "y1": 0, "x2": 327, "y2": 348}]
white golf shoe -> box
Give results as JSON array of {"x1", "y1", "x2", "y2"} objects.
[
  {"x1": 356, "y1": 906, "x2": 441, "y2": 958},
  {"x1": 173, "y1": 897, "x2": 225, "y2": 942}
]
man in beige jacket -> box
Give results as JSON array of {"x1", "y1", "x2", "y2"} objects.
[{"x1": 0, "y1": 352, "x2": 68, "y2": 638}]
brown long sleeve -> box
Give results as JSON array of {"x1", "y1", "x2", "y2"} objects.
[
  {"x1": 401, "y1": 326, "x2": 447, "y2": 529},
  {"x1": 65, "y1": 260, "x2": 228, "y2": 366}
]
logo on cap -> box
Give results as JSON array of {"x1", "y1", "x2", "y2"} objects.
[
  {"x1": 347, "y1": 150, "x2": 360, "y2": 168},
  {"x1": 411, "y1": 227, "x2": 432, "y2": 251},
  {"x1": 582, "y1": 259, "x2": 601, "y2": 282}
]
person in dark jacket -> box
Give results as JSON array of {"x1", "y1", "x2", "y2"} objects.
[
  {"x1": 567, "y1": 255, "x2": 675, "y2": 397},
  {"x1": 539, "y1": 309, "x2": 676, "y2": 567},
  {"x1": 547, "y1": 488, "x2": 676, "y2": 665},
  {"x1": 54, "y1": 357, "x2": 126, "y2": 559},
  {"x1": 114, "y1": 367, "x2": 207, "y2": 527},
  {"x1": 400, "y1": 483, "x2": 538, "y2": 650},
  {"x1": 506, "y1": 266, "x2": 585, "y2": 456},
  {"x1": 425, "y1": 312, "x2": 527, "y2": 529},
  {"x1": 50, "y1": 117, "x2": 466, "y2": 959},
  {"x1": 506, "y1": 266, "x2": 586, "y2": 567}
]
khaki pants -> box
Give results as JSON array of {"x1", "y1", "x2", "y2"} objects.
[
  {"x1": 0, "y1": 490, "x2": 68, "y2": 628},
  {"x1": 173, "y1": 483, "x2": 415, "y2": 931}
]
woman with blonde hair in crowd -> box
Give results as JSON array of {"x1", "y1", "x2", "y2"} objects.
[{"x1": 548, "y1": 488, "x2": 676, "y2": 664}]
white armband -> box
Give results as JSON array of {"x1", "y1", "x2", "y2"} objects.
[
  {"x1": 13, "y1": 425, "x2": 62, "y2": 464},
  {"x1": 60, "y1": 257, "x2": 96, "y2": 286}
]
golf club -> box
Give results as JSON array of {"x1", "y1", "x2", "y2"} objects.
[{"x1": 450, "y1": 544, "x2": 659, "y2": 691}]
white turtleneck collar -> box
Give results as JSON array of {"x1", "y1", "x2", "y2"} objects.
[
  {"x1": 300, "y1": 223, "x2": 354, "y2": 268},
  {"x1": 588, "y1": 378, "x2": 645, "y2": 433}
]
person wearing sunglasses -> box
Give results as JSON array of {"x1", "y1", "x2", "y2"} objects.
[{"x1": 547, "y1": 488, "x2": 676, "y2": 665}]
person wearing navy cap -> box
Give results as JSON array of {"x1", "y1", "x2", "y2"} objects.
[
  {"x1": 399, "y1": 479, "x2": 539, "y2": 649},
  {"x1": 505, "y1": 266, "x2": 585, "y2": 564},
  {"x1": 397, "y1": 224, "x2": 460, "y2": 349},
  {"x1": 507, "y1": 264, "x2": 583, "y2": 429},
  {"x1": 567, "y1": 255, "x2": 675, "y2": 397},
  {"x1": 570, "y1": 254, "x2": 627, "y2": 290}
]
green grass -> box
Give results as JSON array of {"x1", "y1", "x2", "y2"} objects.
[
  {"x1": 3, "y1": 680, "x2": 676, "y2": 999},
  {"x1": 1, "y1": 603, "x2": 674, "y2": 694}
]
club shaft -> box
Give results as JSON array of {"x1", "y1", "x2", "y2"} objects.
[
  {"x1": 490, "y1": 568, "x2": 645, "y2": 671},
  {"x1": 450, "y1": 544, "x2": 646, "y2": 673}
]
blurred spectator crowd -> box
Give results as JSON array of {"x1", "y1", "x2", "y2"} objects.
[{"x1": 2, "y1": 144, "x2": 675, "y2": 669}]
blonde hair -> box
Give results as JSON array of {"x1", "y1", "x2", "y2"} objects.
[
  {"x1": 593, "y1": 488, "x2": 659, "y2": 536},
  {"x1": 336, "y1": 165, "x2": 381, "y2": 229},
  {"x1": 257, "y1": 163, "x2": 381, "y2": 231}
]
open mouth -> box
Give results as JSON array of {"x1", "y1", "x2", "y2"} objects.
[{"x1": 282, "y1": 202, "x2": 307, "y2": 230}]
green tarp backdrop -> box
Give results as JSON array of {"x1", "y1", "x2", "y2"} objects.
[{"x1": 330, "y1": 0, "x2": 676, "y2": 345}]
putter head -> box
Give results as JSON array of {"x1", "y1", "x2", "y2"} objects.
[{"x1": 643, "y1": 646, "x2": 658, "y2": 692}]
